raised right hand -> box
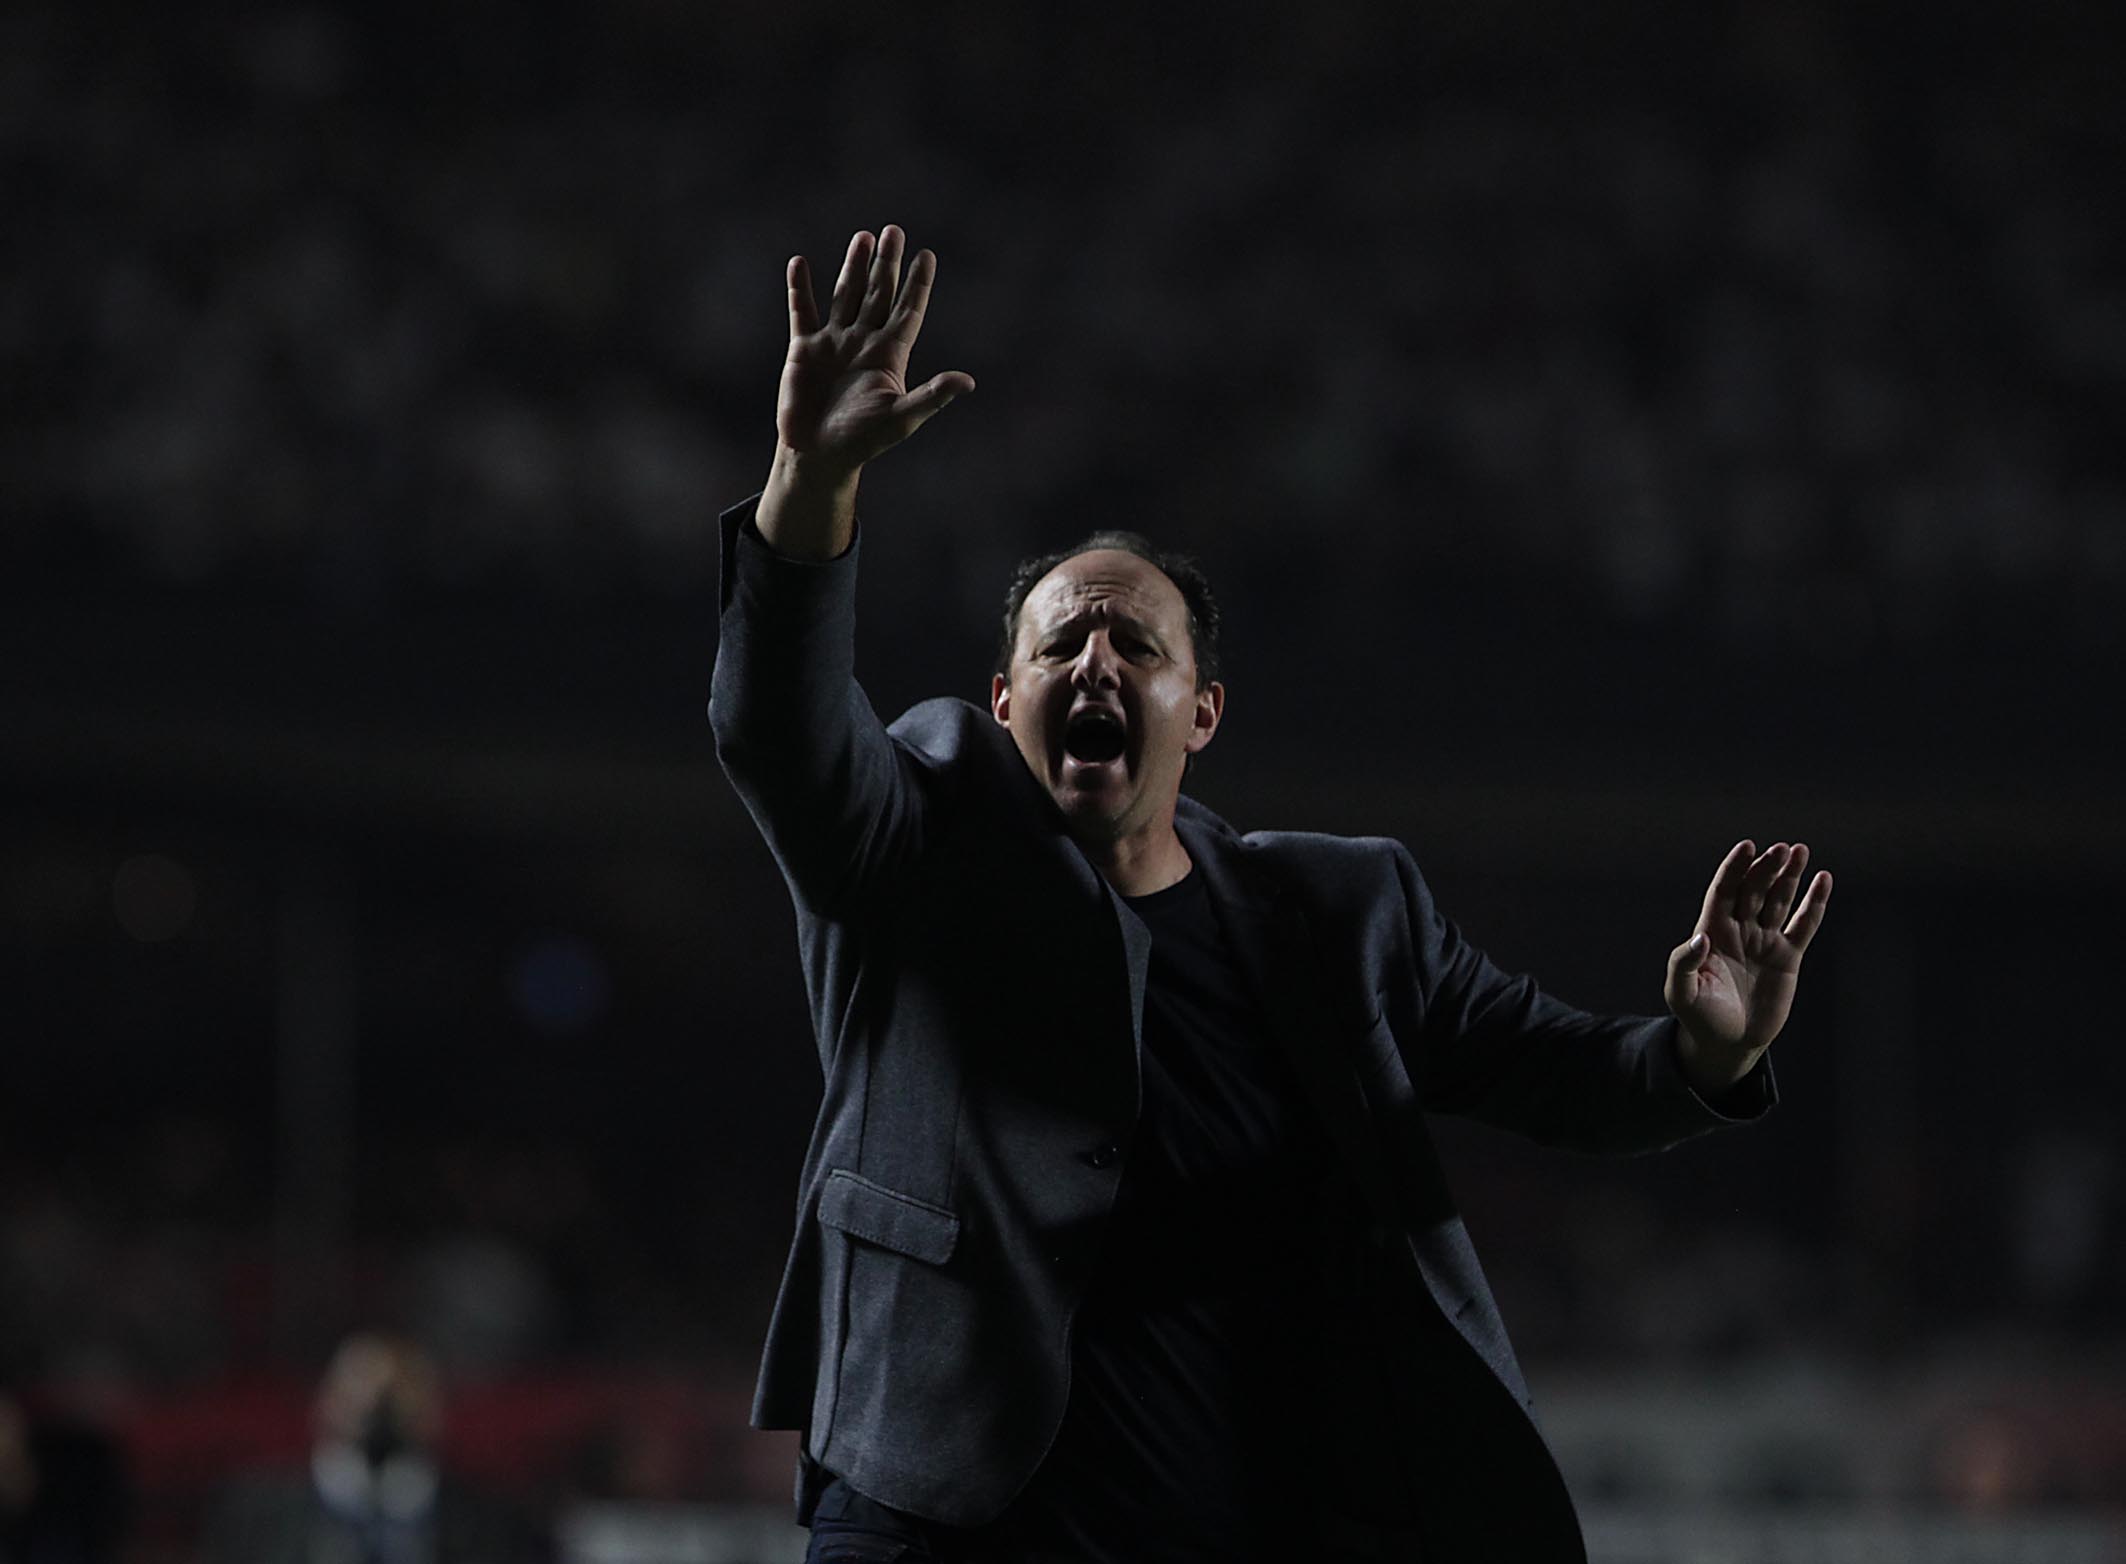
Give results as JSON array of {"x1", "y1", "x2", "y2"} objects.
[{"x1": 778, "y1": 225, "x2": 975, "y2": 474}]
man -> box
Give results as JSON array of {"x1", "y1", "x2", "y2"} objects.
[
  {"x1": 710, "y1": 226, "x2": 1832, "y2": 1562},
  {"x1": 205, "y1": 1333, "x2": 541, "y2": 1564}
]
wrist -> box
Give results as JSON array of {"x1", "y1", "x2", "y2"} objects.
[
  {"x1": 769, "y1": 441, "x2": 862, "y2": 494},
  {"x1": 1674, "y1": 1019, "x2": 1756, "y2": 1098},
  {"x1": 757, "y1": 444, "x2": 861, "y2": 562}
]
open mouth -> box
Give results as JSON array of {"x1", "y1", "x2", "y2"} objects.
[{"x1": 1063, "y1": 708, "x2": 1127, "y2": 766}]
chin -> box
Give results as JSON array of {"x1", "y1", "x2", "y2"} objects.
[{"x1": 1053, "y1": 786, "x2": 1134, "y2": 837}]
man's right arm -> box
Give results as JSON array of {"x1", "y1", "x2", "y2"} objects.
[{"x1": 707, "y1": 226, "x2": 974, "y2": 912}]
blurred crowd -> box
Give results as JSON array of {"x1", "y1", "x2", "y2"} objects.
[
  {"x1": 6, "y1": 1, "x2": 2119, "y2": 658},
  {"x1": 5, "y1": 0, "x2": 2123, "y2": 1551},
  {"x1": 0, "y1": 1116, "x2": 777, "y2": 1392},
  {"x1": 0, "y1": 1118, "x2": 780, "y2": 1556}
]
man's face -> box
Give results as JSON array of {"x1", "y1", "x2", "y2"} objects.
[
  {"x1": 990, "y1": 549, "x2": 1223, "y2": 843},
  {"x1": 315, "y1": 1335, "x2": 442, "y2": 1459}
]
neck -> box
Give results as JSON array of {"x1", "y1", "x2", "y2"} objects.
[{"x1": 1077, "y1": 818, "x2": 1192, "y2": 898}]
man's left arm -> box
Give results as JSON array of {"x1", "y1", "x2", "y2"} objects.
[{"x1": 1402, "y1": 839, "x2": 1831, "y2": 1152}]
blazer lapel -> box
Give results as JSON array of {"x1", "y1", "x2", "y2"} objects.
[
  {"x1": 999, "y1": 721, "x2": 1153, "y2": 1089},
  {"x1": 1178, "y1": 814, "x2": 1402, "y2": 1231}
]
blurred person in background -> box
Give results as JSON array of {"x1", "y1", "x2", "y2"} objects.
[
  {"x1": 710, "y1": 227, "x2": 1834, "y2": 1562},
  {"x1": 205, "y1": 1332, "x2": 543, "y2": 1564},
  {"x1": 0, "y1": 1386, "x2": 129, "y2": 1564}
]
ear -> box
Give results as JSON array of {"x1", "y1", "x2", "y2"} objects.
[
  {"x1": 989, "y1": 672, "x2": 1011, "y2": 727},
  {"x1": 1183, "y1": 681, "x2": 1225, "y2": 754}
]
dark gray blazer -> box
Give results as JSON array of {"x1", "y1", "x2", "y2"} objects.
[{"x1": 708, "y1": 498, "x2": 1773, "y2": 1558}]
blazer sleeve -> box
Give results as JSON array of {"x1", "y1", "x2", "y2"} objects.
[
  {"x1": 707, "y1": 494, "x2": 933, "y2": 915},
  {"x1": 1391, "y1": 843, "x2": 1775, "y2": 1153}
]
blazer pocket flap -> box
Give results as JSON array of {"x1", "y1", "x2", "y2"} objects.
[{"x1": 816, "y1": 1170, "x2": 960, "y2": 1265}]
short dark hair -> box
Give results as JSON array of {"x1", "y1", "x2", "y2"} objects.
[{"x1": 995, "y1": 531, "x2": 1222, "y2": 691}]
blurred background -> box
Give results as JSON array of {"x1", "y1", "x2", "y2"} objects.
[{"x1": 3, "y1": 0, "x2": 2122, "y2": 1558}]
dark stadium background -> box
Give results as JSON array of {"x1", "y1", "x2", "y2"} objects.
[{"x1": 3, "y1": 0, "x2": 2121, "y2": 1558}]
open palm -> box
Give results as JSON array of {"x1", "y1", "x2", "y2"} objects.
[
  {"x1": 778, "y1": 225, "x2": 974, "y2": 472},
  {"x1": 1665, "y1": 840, "x2": 1833, "y2": 1091}
]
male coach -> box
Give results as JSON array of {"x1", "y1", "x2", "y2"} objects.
[{"x1": 708, "y1": 226, "x2": 1833, "y2": 1562}]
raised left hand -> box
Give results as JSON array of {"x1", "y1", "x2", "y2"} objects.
[{"x1": 1665, "y1": 840, "x2": 1833, "y2": 1095}]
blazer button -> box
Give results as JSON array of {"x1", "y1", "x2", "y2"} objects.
[{"x1": 1084, "y1": 1143, "x2": 1121, "y2": 1170}]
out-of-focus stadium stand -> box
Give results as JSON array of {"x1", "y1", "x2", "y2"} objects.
[{"x1": 3, "y1": 0, "x2": 2121, "y2": 1558}]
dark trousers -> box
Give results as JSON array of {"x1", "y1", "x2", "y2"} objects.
[{"x1": 802, "y1": 1484, "x2": 937, "y2": 1563}]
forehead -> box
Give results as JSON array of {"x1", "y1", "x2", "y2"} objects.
[{"x1": 1019, "y1": 549, "x2": 1188, "y2": 633}]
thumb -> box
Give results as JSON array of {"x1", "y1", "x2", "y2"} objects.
[
  {"x1": 1666, "y1": 931, "x2": 1708, "y2": 992},
  {"x1": 889, "y1": 371, "x2": 975, "y2": 437}
]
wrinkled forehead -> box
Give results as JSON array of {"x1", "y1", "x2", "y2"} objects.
[{"x1": 1019, "y1": 549, "x2": 1188, "y2": 638}]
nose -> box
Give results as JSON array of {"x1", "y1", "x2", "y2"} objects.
[{"x1": 1069, "y1": 630, "x2": 1121, "y2": 691}]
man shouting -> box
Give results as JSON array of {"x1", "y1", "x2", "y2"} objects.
[{"x1": 709, "y1": 225, "x2": 1833, "y2": 1563}]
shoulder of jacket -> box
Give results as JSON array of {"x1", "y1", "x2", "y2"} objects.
[
  {"x1": 885, "y1": 696, "x2": 1009, "y2": 761},
  {"x1": 1224, "y1": 829, "x2": 1415, "y2": 915},
  {"x1": 883, "y1": 697, "x2": 1057, "y2": 829},
  {"x1": 1239, "y1": 828, "x2": 1408, "y2": 873}
]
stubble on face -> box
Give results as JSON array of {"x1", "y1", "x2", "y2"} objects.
[{"x1": 992, "y1": 550, "x2": 1213, "y2": 847}]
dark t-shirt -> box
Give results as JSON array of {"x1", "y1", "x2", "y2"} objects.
[
  {"x1": 998, "y1": 866, "x2": 1346, "y2": 1559},
  {"x1": 822, "y1": 866, "x2": 1362, "y2": 1562}
]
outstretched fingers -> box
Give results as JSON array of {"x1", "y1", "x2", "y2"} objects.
[
  {"x1": 1699, "y1": 839, "x2": 1756, "y2": 929},
  {"x1": 886, "y1": 247, "x2": 940, "y2": 348},
  {"x1": 1734, "y1": 842, "x2": 1791, "y2": 922},
  {"x1": 858, "y1": 224, "x2": 906, "y2": 329},
  {"x1": 828, "y1": 230, "x2": 874, "y2": 328},
  {"x1": 811, "y1": 227, "x2": 939, "y2": 347},
  {"x1": 1758, "y1": 842, "x2": 1809, "y2": 928},
  {"x1": 787, "y1": 255, "x2": 819, "y2": 338},
  {"x1": 1782, "y1": 870, "x2": 1833, "y2": 951}
]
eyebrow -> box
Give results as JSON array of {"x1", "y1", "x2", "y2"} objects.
[{"x1": 1034, "y1": 605, "x2": 1166, "y2": 648}]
